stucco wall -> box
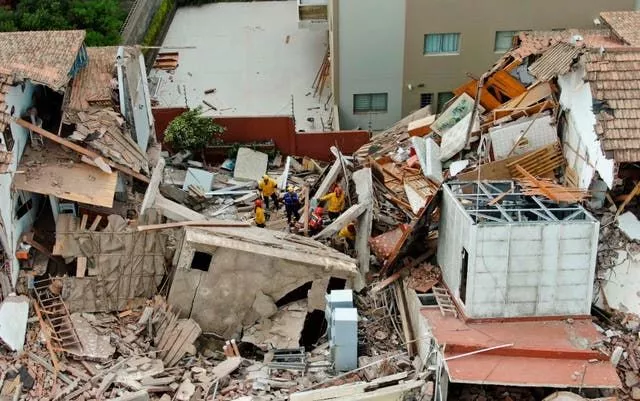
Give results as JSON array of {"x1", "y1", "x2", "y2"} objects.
[
  {"x1": 0, "y1": 82, "x2": 40, "y2": 285},
  {"x1": 335, "y1": 0, "x2": 405, "y2": 131},
  {"x1": 402, "y1": 0, "x2": 636, "y2": 116},
  {"x1": 168, "y1": 241, "x2": 354, "y2": 337}
]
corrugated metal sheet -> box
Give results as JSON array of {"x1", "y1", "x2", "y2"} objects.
[{"x1": 528, "y1": 43, "x2": 583, "y2": 82}]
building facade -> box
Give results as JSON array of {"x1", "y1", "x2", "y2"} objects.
[{"x1": 328, "y1": 0, "x2": 637, "y2": 131}]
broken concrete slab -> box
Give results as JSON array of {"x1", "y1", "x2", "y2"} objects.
[
  {"x1": 313, "y1": 203, "x2": 367, "y2": 240},
  {"x1": 313, "y1": 159, "x2": 341, "y2": 201},
  {"x1": 234, "y1": 147, "x2": 268, "y2": 182},
  {"x1": 602, "y1": 249, "x2": 640, "y2": 316},
  {"x1": 449, "y1": 159, "x2": 469, "y2": 177},
  {"x1": 277, "y1": 156, "x2": 291, "y2": 190},
  {"x1": 618, "y1": 212, "x2": 640, "y2": 241},
  {"x1": 242, "y1": 301, "x2": 307, "y2": 349},
  {"x1": 352, "y1": 168, "x2": 373, "y2": 291},
  {"x1": 211, "y1": 357, "x2": 242, "y2": 380},
  {"x1": 68, "y1": 313, "x2": 116, "y2": 362},
  {"x1": 0, "y1": 294, "x2": 29, "y2": 351},
  {"x1": 182, "y1": 167, "x2": 214, "y2": 191}
]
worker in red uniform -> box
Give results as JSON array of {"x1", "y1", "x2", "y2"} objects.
[{"x1": 308, "y1": 206, "x2": 324, "y2": 235}]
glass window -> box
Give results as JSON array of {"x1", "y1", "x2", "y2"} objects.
[
  {"x1": 424, "y1": 33, "x2": 460, "y2": 54},
  {"x1": 437, "y1": 92, "x2": 455, "y2": 113},
  {"x1": 420, "y1": 93, "x2": 433, "y2": 108},
  {"x1": 353, "y1": 93, "x2": 388, "y2": 113},
  {"x1": 494, "y1": 30, "x2": 518, "y2": 52}
]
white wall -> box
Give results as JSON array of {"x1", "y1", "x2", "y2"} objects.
[
  {"x1": 122, "y1": 51, "x2": 152, "y2": 153},
  {"x1": 436, "y1": 185, "x2": 474, "y2": 303},
  {"x1": 0, "y1": 81, "x2": 39, "y2": 285},
  {"x1": 558, "y1": 61, "x2": 614, "y2": 189},
  {"x1": 335, "y1": 0, "x2": 405, "y2": 131},
  {"x1": 438, "y1": 185, "x2": 599, "y2": 319},
  {"x1": 467, "y1": 221, "x2": 598, "y2": 318}
]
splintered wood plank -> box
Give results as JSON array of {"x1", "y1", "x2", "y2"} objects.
[{"x1": 166, "y1": 320, "x2": 201, "y2": 366}]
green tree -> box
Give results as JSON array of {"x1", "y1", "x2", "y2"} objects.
[
  {"x1": 164, "y1": 107, "x2": 225, "y2": 157},
  {"x1": 3, "y1": 0, "x2": 125, "y2": 46}
]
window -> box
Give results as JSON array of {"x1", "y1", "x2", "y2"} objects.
[
  {"x1": 436, "y1": 92, "x2": 454, "y2": 113},
  {"x1": 420, "y1": 93, "x2": 433, "y2": 108},
  {"x1": 15, "y1": 192, "x2": 33, "y2": 220},
  {"x1": 494, "y1": 30, "x2": 518, "y2": 52},
  {"x1": 424, "y1": 33, "x2": 460, "y2": 55},
  {"x1": 1, "y1": 126, "x2": 13, "y2": 152},
  {"x1": 353, "y1": 93, "x2": 388, "y2": 113},
  {"x1": 190, "y1": 251, "x2": 213, "y2": 271}
]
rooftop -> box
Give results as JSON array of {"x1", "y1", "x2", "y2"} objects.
[
  {"x1": 64, "y1": 46, "x2": 119, "y2": 116},
  {"x1": 585, "y1": 50, "x2": 640, "y2": 163},
  {"x1": 445, "y1": 181, "x2": 595, "y2": 224},
  {"x1": 151, "y1": 1, "x2": 331, "y2": 131},
  {"x1": 421, "y1": 308, "x2": 621, "y2": 388},
  {"x1": 512, "y1": 29, "x2": 625, "y2": 59},
  {"x1": 0, "y1": 30, "x2": 86, "y2": 91},
  {"x1": 601, "y1": 10, "x2": 640, "y2": 46}
]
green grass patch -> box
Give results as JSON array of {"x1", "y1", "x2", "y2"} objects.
[{"x1": 142, "y1": 0, "x2": 175, "y2": 47}]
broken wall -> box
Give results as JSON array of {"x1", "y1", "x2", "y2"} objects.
[
  {"x1": 438, "y1": 185, "x2": 599, "y2": 318},
  {"x1": 403, "y1": 285, "x2": 434, "y2": 363},
  {"x1": 558, "y1": 61, "x2": 615, "y2": 189},
  {"x1": 0, "y1": 81, "x2": 39, "y2": 285},
  {"x1": 168, "y1": 231, "x2": 355, "y2": 337},
  {"x1": 60, "y1": 211, "x2": 168, "y2": 312}
]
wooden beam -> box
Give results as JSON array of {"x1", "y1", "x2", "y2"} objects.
[
  {"x1": 15, "y1": 118, "x2": 150, "y2": 183},
  {"x1": 136, "y1": 220, "x2": 250, "y2": 232},
  {"x1": 616, "y1": 180, "x2": 640, "y2": 219}
]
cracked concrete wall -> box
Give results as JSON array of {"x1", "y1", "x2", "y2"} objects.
[{"x1": 168, "y1": 244, "x2": 354, "y2": 337}]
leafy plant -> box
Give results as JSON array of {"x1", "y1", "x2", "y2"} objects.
[
  {"x1": 142, "y1": 0, "x2": 174, "y2": 47},
  {"x1": 164, "y1": 107, "x2": 225, "y2": 153}
]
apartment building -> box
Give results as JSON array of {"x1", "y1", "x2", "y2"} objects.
[{"x1": 327, "y1": 0, "x2": 638, "y2": 131}]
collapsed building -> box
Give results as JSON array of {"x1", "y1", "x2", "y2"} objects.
[{"x1": 5, "y1": 9, "x2": 640, "y2": 401}]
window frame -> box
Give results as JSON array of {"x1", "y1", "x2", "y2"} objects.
[
  {"x1": 420, "y1": 93, "x2": 433, "y2": 109},
  {"x1": 353, "y1": 93, "x2": 389, "y2": 114},
  {"x1": 424, "y1": 32, "x2": 461, "y2": 56},
  {"x1": 494, "y1": 30, "x2": 520, "y2": 53},
  {"x1": 436, "y1": 91, "x2": 455, "y2": 114}
]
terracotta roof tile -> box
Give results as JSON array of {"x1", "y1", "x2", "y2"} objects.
[
  {"x1": 600, "y1": 10, "x2": 640, "y2": 46},
  {"x1": 0, "y1": 30, "x2": 85, "y2": 90},
  {"x1": 65, "y1": 46, "x2": 119, "y2": 113},
  {"x1": 584, "y1": 50, "x2": 640, "y2": 162},
  {"x1": 513, "y1": 29, "x2": 626, "y2": 59}
]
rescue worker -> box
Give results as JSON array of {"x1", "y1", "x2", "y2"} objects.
[
  {"x1": 283, "y1": 185, "x2": 301, "y2": 225},
  {"x1": 319, "y1": 185, "x2": 345, "y2": 220},
  {"x1": 308, "y1": 206, "x2": 324, "y2": 235},
  {"x1": 258, "y1": 174, "x2": 279, "y2": 210},
  {"x1": 254, "y1": 199, "x2": 266, "y2": 228},
  {"x1": 338, "y1": 222, "x2": 356, "y2": 245}
]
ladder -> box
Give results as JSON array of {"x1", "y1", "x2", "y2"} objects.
[
  {"x1": 33, "y1": 276, "x2": 82, "y2": 352},
  {"x1": 432, "y1": 286, "x2": 458, "y2": 318}
]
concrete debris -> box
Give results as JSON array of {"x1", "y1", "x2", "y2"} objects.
[
  {"x1": 234, "y1": 147, "x2": 269, "y2": 181},
  {"x1": 0, "y1": 294, "x2": 29, "y2": 351}
]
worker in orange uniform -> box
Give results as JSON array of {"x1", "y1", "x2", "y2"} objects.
[
  {"x1": 258, "y1": 174, "x2": 279, "y2": 210},
  {"x1": 308, "y1": 206, "x2": 324, "y2": 235},
  {"x1": 254, "y1": 199, "x2": 266, "y2": 228},
  {"x1": 320, "y1": 185, "x2": 345, "y2": 220}
]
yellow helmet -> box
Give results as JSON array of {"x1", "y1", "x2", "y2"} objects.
[{"x1": 262, "y1": 174, "x2": 270, "y2": 180}]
